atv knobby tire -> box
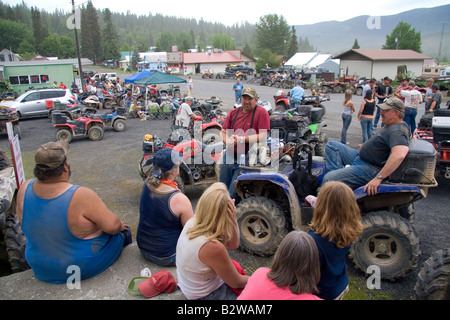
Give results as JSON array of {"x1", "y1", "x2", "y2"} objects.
[
  {"x1": 113, "y1": 119, "x2": 126, "y2": 132},
  {"x1": 349, "y1": 212, "x2": 419, "y2": 280},
  {"x1": 88, "y1": 126, "x2": 104, "y2": 141},
  {"x1": 414, "y1": 248, "x2": 450, "y2": 300},
  {"x1": 3, "y1": 214, "x2": 29, "y2": 273},
  {"x1": 56, "y1": 129, "x2": 72, "y2": 143},
  {"x1": 236, "y1": 196, "x2": 288, "y2": 257}
]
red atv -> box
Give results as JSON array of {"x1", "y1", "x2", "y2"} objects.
[
  {"x1": 138, "y1": 134, "x2": 225, "y2": 192},
  {"x1": 52, "y1": 111, "x2": 105, "y2": 143}
]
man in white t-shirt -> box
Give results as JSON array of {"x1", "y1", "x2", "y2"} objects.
[
  {"x1": 400, "y1": 80, "x2": 423, "y2": 135},
  {"x1": 175, "y1": 97, "x2": 198, "y2": 128}
]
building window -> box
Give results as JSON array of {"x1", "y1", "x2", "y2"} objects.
[
  {"x1": 40, "y1": 75, "x2": 49, "y2": 83},
  {"x1": 9, "y1": 76, "x2": 19, "y2": 85},
  {"x1": 30, "y1": 75, "x2": 40, "y2": 84},
  {"x1": 19, "y1": 76, "x2": 29, "y2": 85}
]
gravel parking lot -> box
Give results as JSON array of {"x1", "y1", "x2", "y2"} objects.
[{"x1": 1, "y1": 70, "x2": 449, "y2": 299}]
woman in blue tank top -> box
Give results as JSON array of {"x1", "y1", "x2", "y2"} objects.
[{"x1": 137, "y1": 149, "x2": 194, "y2": 266}]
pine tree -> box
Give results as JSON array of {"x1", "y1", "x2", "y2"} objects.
[
  {"x1": 81, "y1": 1, "x2": 101, "y2": 63},
  {"x1": 31, "y1": 7, "x2": 48, "y2": 52},
  {"x1": 352, "y1": 38, "x2": 360, "y2": 49},
  {"x1": 287, "y1": 26, "x2": 299, "y2": 59},
  {"x1": 101, "y1": 8, "x2": 120, "y2": 61}
]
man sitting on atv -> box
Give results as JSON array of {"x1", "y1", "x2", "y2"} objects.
[
  {"x1": 289, "y1": 80, "x2": 305, "y2": 108},
  {"x1": 321, "y1": 98, "x2": 410, "y2": 195}
]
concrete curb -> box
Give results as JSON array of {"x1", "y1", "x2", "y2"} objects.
[{"x1": 0, "y1": 242, "x2": 186, "y2": 300}]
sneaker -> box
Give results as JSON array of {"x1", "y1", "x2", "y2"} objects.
[{"x1": 140, "y1": 268, "x2": 152, "y2": 277}]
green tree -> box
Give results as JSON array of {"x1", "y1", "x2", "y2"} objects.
[
  {"x1": 0, "y1": 18, "x2": 34, "y2": 52},
  {"x1": 287, "y1": 26, "x2": 299, "y2": 59},
  {"x1": 31, "y1": 7, "x2": 48, "y2": 52},
  {"x1": 176, "y1": 31, "x2": 193, "y2": 52},
  {"x1": 352, "y1": 38, "x2": 360, "y2": 49},
  {"x1": 101, "y1": 8, "x2": 120, "y2": 61},
  {"x1": 211, "y1": 34, "x2": 234, "y2": 50},
  {"x1": 382, "y1": 21, "x2": 422, "y2": 53},
  {"x1": 256, "y1": 49, "x2": 282, "y2": 72},
  {"x1": 255, "y1": 14, "x2": 290, "y2": 55},
  {"x1": 157, "y1": 32, "x2": 174, "y2": 52},
  {"x1": 298, "y1": 36, "x2": 315, "y2": 52},
  {"x1": 81, "y1": 1, "x2": 101, "y2": 63},
  {"x1": 40, "y1": 33, "x2": 61, "y2": 57}
]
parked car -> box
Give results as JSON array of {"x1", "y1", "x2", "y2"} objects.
[
  {"x1": 0, "y1": 88, "x2": 76, "y2": 119},
  {"x1": 226, "y1": 64, "x2": 254, "y2": 75}
]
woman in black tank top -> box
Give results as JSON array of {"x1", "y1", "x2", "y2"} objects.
[{"x1": 357, "y1": 89, "x2": 376, "y2": 143}]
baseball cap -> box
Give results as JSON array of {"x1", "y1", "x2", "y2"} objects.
[
  {"x1": 137, "y1": 270, "x2": 177, "y2": 298},
  {"x1": 242, "y1": 87, "x2": 258, "y2": 99},
  {"x1": 377, "y1": 97, "x2": 405, "y2": 112},
  {"x1": 35, "y1": 140, "x2": 69, "y2": 170},
  {"x1": 153, "y1": 148, "x2": 183, "y2": 172}
]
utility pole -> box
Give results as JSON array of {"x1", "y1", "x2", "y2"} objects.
[{"x1": 72, "y1": 0, "x2": 84, "y2": 92}]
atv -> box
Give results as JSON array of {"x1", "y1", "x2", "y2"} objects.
[
  {"x1": 53, "y1": 111, "x2": 105, "y2": 143},
  {"x1": 97, "y1": 106, "x2": 127, "y2": 132},
  {"x1": 138, "y1": 134, "x2": 225, "y2": 193},
  {"x1": 0, "y1": 106, "x2": 21, "y2": 139},
  {"x1": 233, "y1": 138, "x2": 438, "y2": 280}
]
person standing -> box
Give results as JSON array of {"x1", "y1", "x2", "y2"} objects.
[
  {"x1": 429, "y1": 84, "x2": 443, "y2": 113},
  {"x1": 15, "y1": 141, "x2": 131, "y2": 284},
  {"x1": 424, "y1": 78, "x2": 435, "y2": 112},
  {"x1": 357, "y1": 89, "x2": 376, "y2": 144},
  {"x1": 373, "y1": 77, "x2": 393, "y2": 128},
  {"x1": 187, "y1": 76, "x2": 194, "y2": 96},
  {"x1": 232, "y1": 78, "x2": 244, "y2": 104},
  {"x1": 289, "y1": 80, "x2": 305, "y2": 108},
  {"x1": 175, "y1": 96, "x2": 198, "y2": 129},
  {"x1": 400, "y1": 80, "x2": 423, "y2": 135},
  {"x1": 219, "y1": 87, "x2": 270, "y2": 200},
  {"x1": 96, "y1": 83, "x2": 107, "y2": 110},
  {"x1": 341, "y1": 89, "x2": 355, "y2": 145},
  {"x1": 362, "y1": 78, "x2": 376, "y2": 99},
  {"x1": 395, "y1": 78, "x2": 410, "y2": 103}
]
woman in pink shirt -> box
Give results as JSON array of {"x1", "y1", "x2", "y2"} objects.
[{"x1": 238, "y1": 231, "x2": 322, "y2": 300}]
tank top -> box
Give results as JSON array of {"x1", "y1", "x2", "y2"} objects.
[
  {"x1": 21, "y1": 180, "x2": 125, "y2": 284},
  {"x1": 137, "y1": 183, "x2": 182, "y2": 258},
  {"x1": 176, "y1": 218, "x2": 223, "y2": 299},
  {"x1": 361, "y1": 99, "x2": 376, "y2": 117}
]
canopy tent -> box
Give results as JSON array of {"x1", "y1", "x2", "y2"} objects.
[
  {"x1": 124, "y1": 70, "x2": 154, "y2": 84},
  {"x1": 133, "y1": 71, "x2": 186, "y2": 85},
  {"x1": 133, "y1": 71, "x2": 187, "y2": 106}
]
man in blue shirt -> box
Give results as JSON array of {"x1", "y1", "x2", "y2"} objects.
[
  {"x1": 232, "y1": 79, "x2": 244, "y2": 104},
  {"x1": 289, "y1": 80, "x2": 305, "y2": 108}
]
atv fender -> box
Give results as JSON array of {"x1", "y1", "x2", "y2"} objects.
[
  {"x1": 354, "y1": 184, "x2": 427, "y2": 214},
  {"x1": 234, "y1": 168, "x2": 302, "y2": 229}
]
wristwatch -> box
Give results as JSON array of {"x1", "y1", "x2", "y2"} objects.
[{"x1": 376, "y1": 173, "x2": 384, "y2": 180}]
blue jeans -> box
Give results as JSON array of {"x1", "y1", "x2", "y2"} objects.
[
  {"x1": 219, "y1": 152, "x2": 241, "y2": 201},
  {"x1": 404, "y1": 108, "x2": 417, "y2": 135},
  {"x1": 198, "y1": 283, "x2": 237, "y2": 300},
  {"x1": 139, "y1": 249, "x2": 176, "y2": 267},
  {"x1": 322, "y1": 141, "x2": 380, "y2": 189},
  {"x1": 289, "y1": 97, "x2": 303, "y2": 108},
  {"x1": 360, "y1": 117, "x2": 373, "y2": 143},
  {"x1": 341, "y1": 113, "x2": 352, "y2": 144}
]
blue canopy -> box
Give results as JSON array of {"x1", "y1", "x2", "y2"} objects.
[
  {"x1": 133, "y1": 71, "x2": 186, "y2": 85},
  {"x1": 124, "y1": 70, "x2": 154, "y2": 84}
]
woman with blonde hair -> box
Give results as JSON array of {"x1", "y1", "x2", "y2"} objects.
[
  {"x1": 308, "y1": 181, "x2": 364, "y2": 300},
  {"x1": 341, "y1": 89, "x2": 355, "y2": 145},
  {"x1": 176, "y1": 182, "x2": 248, "y2": 300}
]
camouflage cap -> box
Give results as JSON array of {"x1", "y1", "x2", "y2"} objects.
[
  {"x1": 35, "y1": 140, "x2": 69, "y2": 170},
  {"x1": 242, "y1": 87, "x2": 258, "y2": 99},
  {"x1": 377, "y1": 97, "x2": 405, "y2": 112}
]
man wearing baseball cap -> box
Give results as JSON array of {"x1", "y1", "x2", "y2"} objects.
[
  {"x1": 322, "y1": 97, "x2": 410, "y2": 195},
  {"x1": 220, "y1": 87, "x2": 270, "y2": 200},
  {"x1": 16, "y1": 140, "x2": 132, "y2": 284}
]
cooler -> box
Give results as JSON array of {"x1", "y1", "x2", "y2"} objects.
[
  {"x1": 432, "y1": 116, "x2": 450, "y2": 143},
  {"x1": 388, "y1": 139, "x2": 436, "y2": 185}
]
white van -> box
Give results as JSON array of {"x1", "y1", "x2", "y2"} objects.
[{"x1": 91, "y1": 73, "x2": 117, "y2": 83}]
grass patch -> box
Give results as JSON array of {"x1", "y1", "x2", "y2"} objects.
[{"x1": 344, "y1": 276, "x2": 395, "y2": 300}]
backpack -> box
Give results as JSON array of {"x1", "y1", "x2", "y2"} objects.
[{"x1": 288, "y1": 143, "x2": 320, "y2": 200}]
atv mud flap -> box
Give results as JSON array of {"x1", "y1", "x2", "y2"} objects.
[{"x1": 234, "y1": 168, "x2": 302, "y2": 230}]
